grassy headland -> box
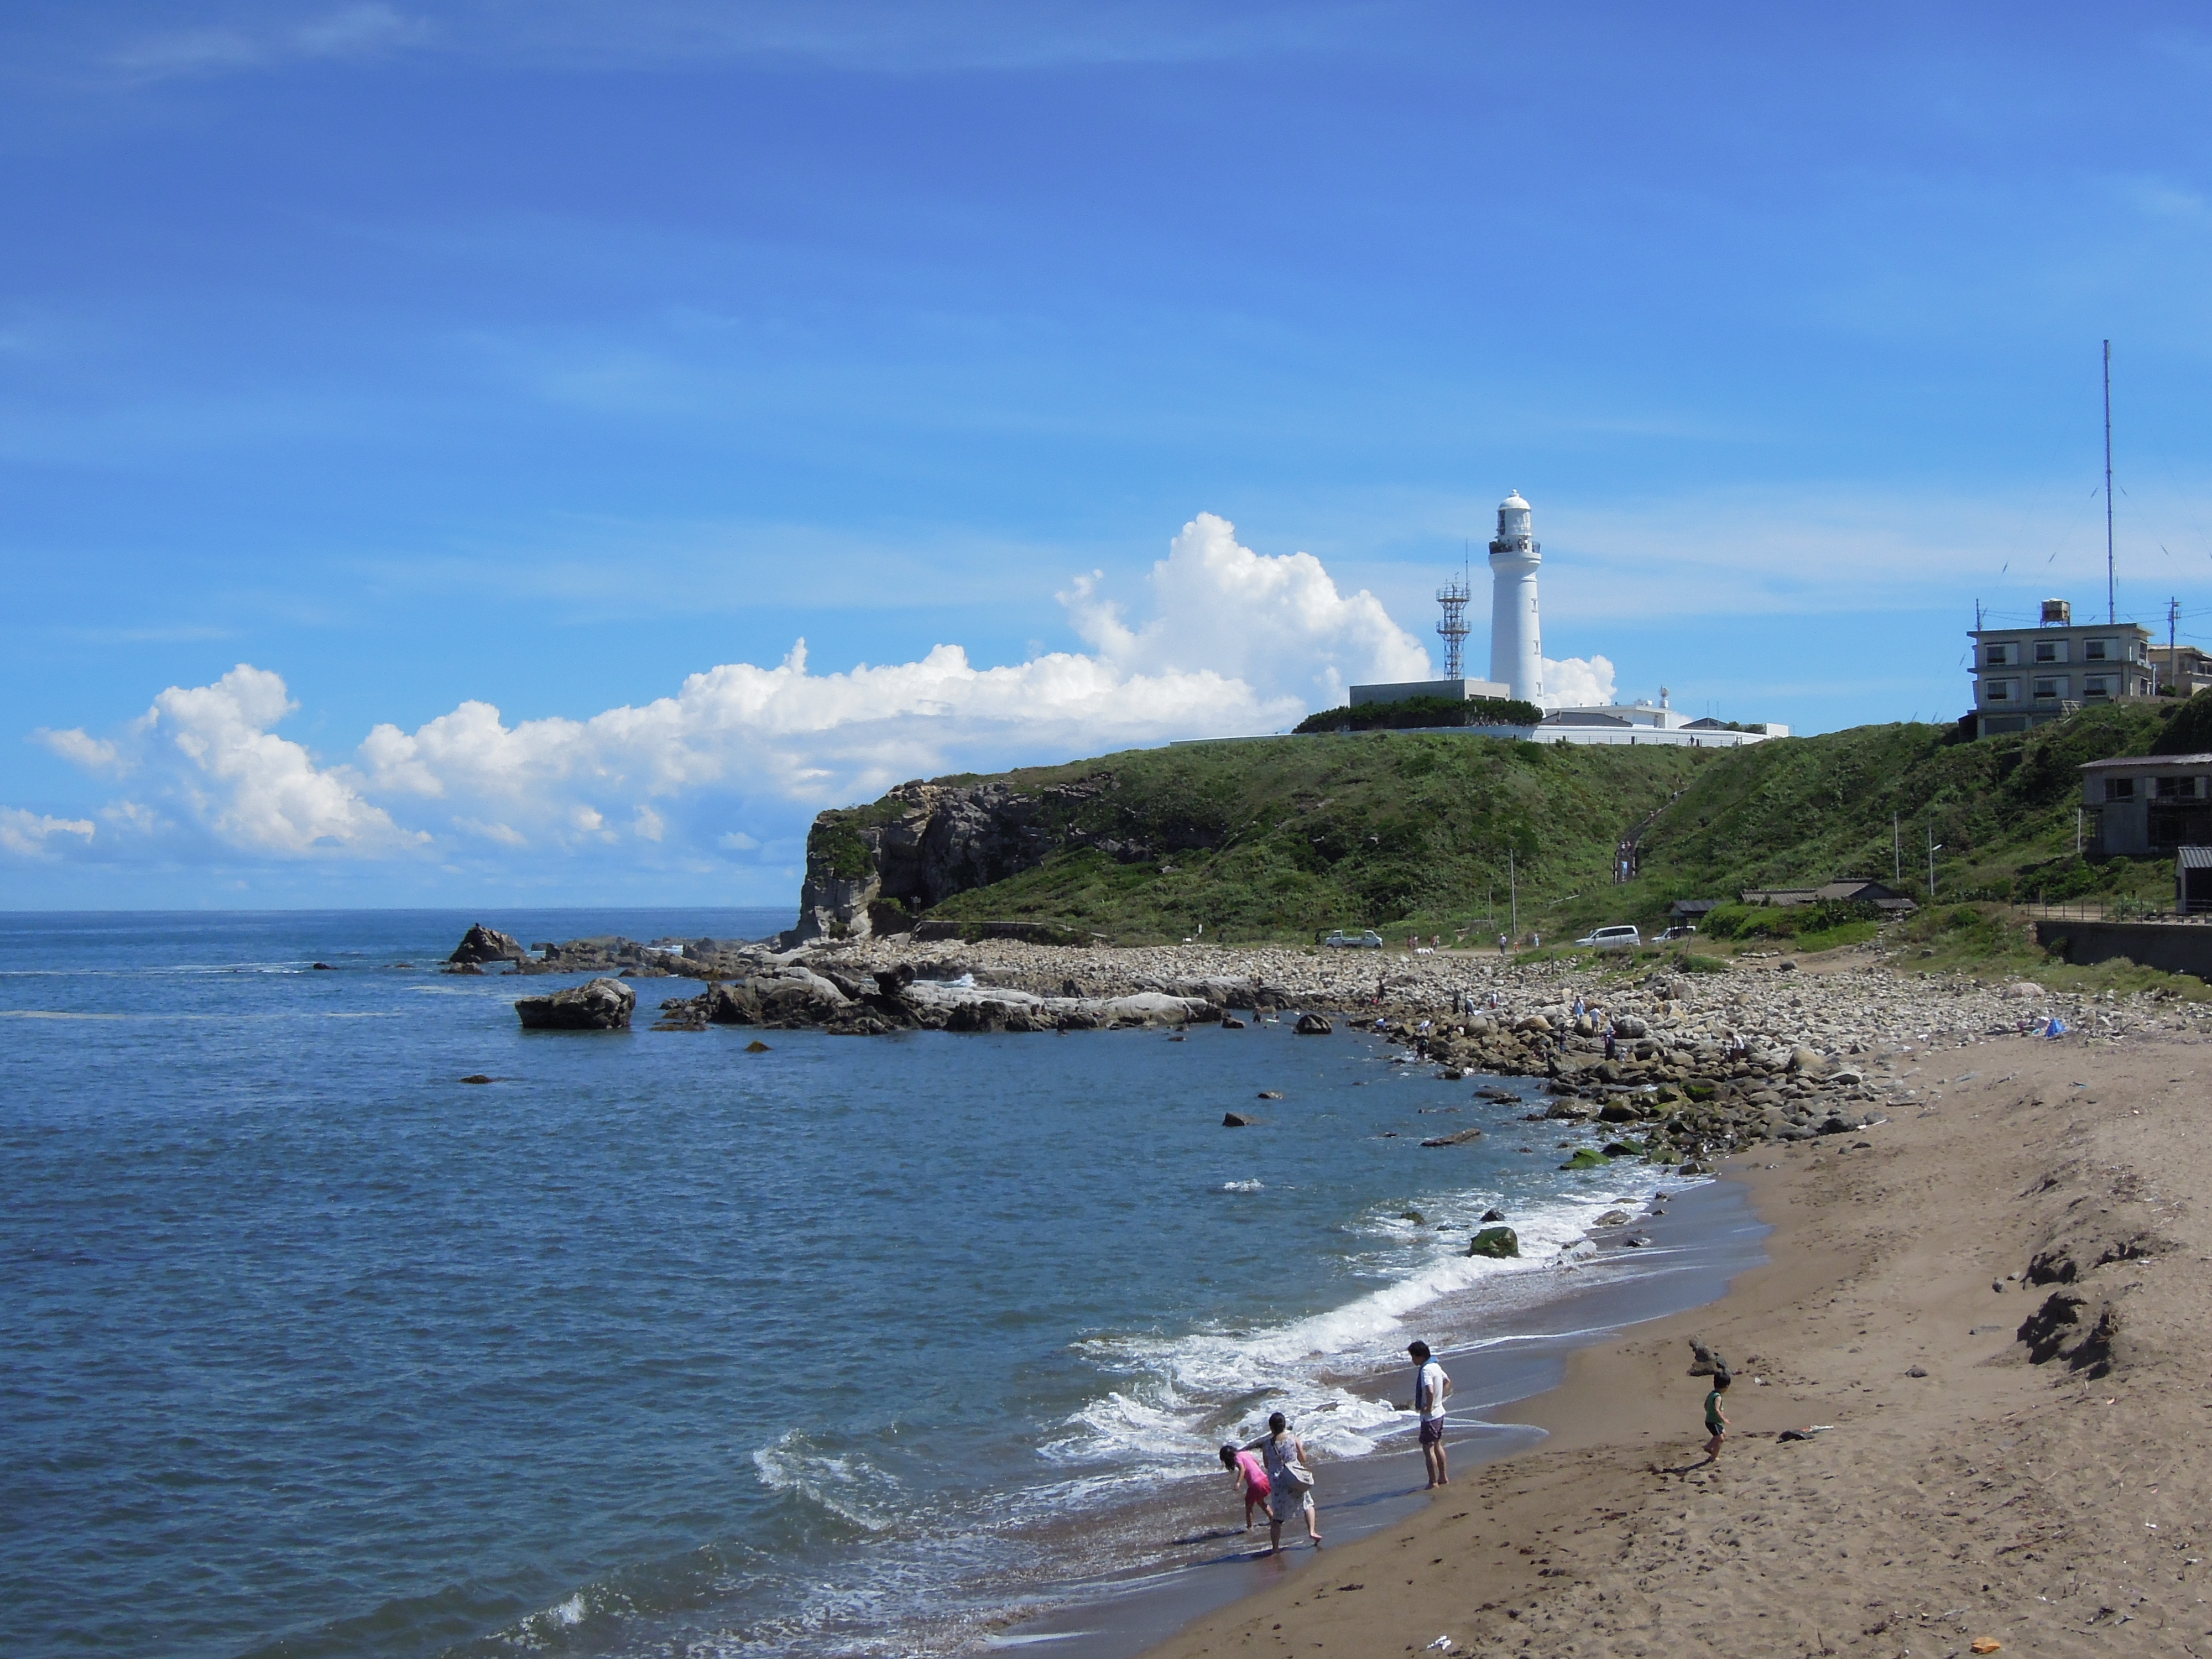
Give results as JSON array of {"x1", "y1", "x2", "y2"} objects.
[{"x1": 810, "y1": 696, "x2": 2212, "y2": 950}]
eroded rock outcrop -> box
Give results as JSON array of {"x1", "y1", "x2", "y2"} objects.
[
  {"x1": 515, "y1": 977, "x2": 636, "y2": 1031},
  {"x1": 449, "y1": 924, "x2": 527, "y2": 966}
]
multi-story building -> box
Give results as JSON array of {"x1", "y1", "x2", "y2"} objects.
[
  {"x1": 2151, "y1": 644, "x2": 2212, "y2": 698},
  {"x1": 1971, "y1": 599, "x2": 2152, "y2": 738}
]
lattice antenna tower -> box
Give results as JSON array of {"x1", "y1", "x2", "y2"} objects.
[{"x1": 1437, "y1": 555, "x2": 1473, "y2": 681}]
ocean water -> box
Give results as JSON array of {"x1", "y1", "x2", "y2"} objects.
[{"x1": 4, "y1": 911, "x2": 1718, "y2": 1659}]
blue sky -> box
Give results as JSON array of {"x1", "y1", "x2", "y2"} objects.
[{"x1": 4, "y1": 1, "x2": 2211, "y2": 908}]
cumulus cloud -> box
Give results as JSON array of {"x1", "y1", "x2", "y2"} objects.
[
  {"x1": 1066, "y1": 512, "x2": 1431, "y2": 706},
  {"x1": 24, "y1": 514, "x2": 1470, "y2": 876},
  {"x1": 1539, "y1": 654, "x2": 1618, "y2": 708},
  {"x1": 0, "y1": 807, "x2": 95, "y2": 858}
]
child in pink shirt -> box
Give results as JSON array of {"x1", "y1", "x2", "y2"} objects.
[{"x1": 1219, "y1": 1443, "x2": 1272, "y2": 1530}]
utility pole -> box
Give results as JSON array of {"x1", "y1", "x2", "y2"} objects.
[
  {"x1": 2105, "y1": 339, "x2": 2116, "y2": 625},
  {"x1": 1509, "y1": 849, "x2": 1519, "y2": 945},
  {"x1": 1927, "y1": 820, "x2": 1942, "y2": 900},
  {"x1": 2169, "y1": 595, "x2": 2180, "y2": 694},
  {"x1": 1893, "y1": 812, "x2": 1901, "y2": 884},
  {"x1": 2077, "y1": 807, "x2": 2084, "y2": 858}
]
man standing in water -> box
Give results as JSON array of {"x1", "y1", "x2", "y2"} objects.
[{"x1": 1407, "y1": 1340, "x2": 1452, "y2": 1487}]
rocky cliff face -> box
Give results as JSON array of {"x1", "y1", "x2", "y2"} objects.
[
  {"x1": 786, "y1": 780, "x2": 1063, "y2": 943},
  {"x1": 784, "y1": 773, "x2": 1182, "y2": 943}
]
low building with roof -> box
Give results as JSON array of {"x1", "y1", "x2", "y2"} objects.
[
  {"x1": 2078, "y1": 753, "x2": 2212, "y2": 855},
  {"x1": 1738, "y1": 878, "x2": 1917, "y2": 913}
]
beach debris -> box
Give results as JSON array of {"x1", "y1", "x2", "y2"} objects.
[
  {"x1": 1420, "y1": 1126, "x2": 1486, "y2": 1148},
  {"x1": 1468, "y1": 1225, "x2": 1520, "y2": 1259},
  {"x1": 1427, "y1": 1640, "x2": 1452, "y2": 1652},
  {"x1": 1906, "y1": 1365, "x2": 1929, "y2": 1377},
  {"x1": 1223, "y1": 1112, "x2": 1255, "y2": 1127},
  {"x1": 1971, "y1": 1641, "x2": 2001, "y2": 1653}
]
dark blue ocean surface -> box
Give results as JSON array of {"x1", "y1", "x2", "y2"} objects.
[{"x1": 2, "y1": 911, "x2": 1698, "y2": 1659}]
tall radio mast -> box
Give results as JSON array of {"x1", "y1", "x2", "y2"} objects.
[
  {"x1": 1436, "y1": 566, "x2": 1473, "y2": 681},
  {"x1": 2105, "y1": 338, "x2": 2116, "y2": 625}
]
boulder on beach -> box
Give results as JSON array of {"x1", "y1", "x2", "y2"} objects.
[
  {"x1": 450, "y1": 923, "x2": 528, "y2": 966},
  {"x1": 1787, "y1": 1046, "x2": 1830, "y2": 1075},
  {"x1": 514, "y1": 977, "x2": 635, "y2": 1031},
  {"x1": 1468, "y1": 1225, "x2": 1520, "y2": 1259},
  {"x1": 1594, "y1": 1209, "x2": 1632, "y2": 1227},
  {"x1": 1515, "y1": 1015, "x2": 1552, "y2": 1035},
  {"x1": 1480, "y1": 1207, "x2": 1506, "y2": 1223},
  {"x1": 1612, "y1": 1015, "x2": 1649, "y2": 1039},
  {"x1": 1294, "y1": 1013, "x2": 1333, "y2": 1035},
  {"x1": 1560, "y1": 1147, "x2": 1609, "y2": 1171}
]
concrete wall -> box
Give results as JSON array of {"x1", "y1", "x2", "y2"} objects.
[{"x1": 2034, "y1": 918, "x2": 2212, "y2": 978}]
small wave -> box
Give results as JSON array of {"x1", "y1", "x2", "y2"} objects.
[
  {"x1": 1218, "y1": 1180, "x2": 1264, "y2": 1193},
  {"x1": 753, "y1": 1431, "x2": 896, "y2": 1532},
  {"x1": 1052, "y1": 1174, "x2": 1704, "y2": 1474}
]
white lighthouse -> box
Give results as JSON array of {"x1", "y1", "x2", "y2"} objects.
[{"x1": 1488, "y1": 490, "x2": 1542, "y2": 703}]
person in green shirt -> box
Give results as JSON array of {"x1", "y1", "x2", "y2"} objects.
[{"x1": 1703, "y1": 1372, "x2": 1731, "y2": 1459}]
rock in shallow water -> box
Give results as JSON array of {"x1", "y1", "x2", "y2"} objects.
[
  {"x1": 514, "y1": 977, "x2": 635, "y2": 1031},
  {"x1": 450, "y1": 923, "x2": 528, "y2": 966},
  {"x1": 1468, "y1": 1225, "x2": 1520, "y2": 1259}
]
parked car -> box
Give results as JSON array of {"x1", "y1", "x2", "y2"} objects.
[
  {"x1": 1574, "y1": 925, "x2": 1642, "y2": 950},
  {"x1": 1658, "y1": 924, "x2": 1698, "y2": 941},
  {"x1": 1321, "y1": 928, "x2": 1385, "y2": 948}
]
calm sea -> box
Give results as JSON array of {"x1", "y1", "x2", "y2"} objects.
[{"x1": 4, "y1": 910, "x2": 1722, "y2": 1659}]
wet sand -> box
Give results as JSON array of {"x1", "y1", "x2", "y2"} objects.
[
  {"x1": 985, "y1": 1178, "x2": 1770, "y2": 1657},
  {"x1": 1124, "y1": 1027, "x2": 2212, "y2": 1657}
]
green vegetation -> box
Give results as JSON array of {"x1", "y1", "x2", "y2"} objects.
[
  {"x1": 812, "y1": 692, "x2": 2212, "y2": 959},
  {"x1": 1293, "y1": 693, "x2": 1542, "y2": 734},
  {"x1": 1633, "y1": 701, "x2": 2189, "y2": 915},
  {"x1": 913, "y1": 731, "x2": 1712, "y2": 942}
]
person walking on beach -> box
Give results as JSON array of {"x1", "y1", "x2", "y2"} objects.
[
  {"x1": 1249, "y1": 1412, "x2": 1321, "y2": 1554},
  {"x1": 1407, "y1": 1340, "x2": 1453, "y2": 1488},
  {"x1": 1219, "y1": 1443, "x2": 1271, "y2": 1531},
  {"x1": 1703, "y1": 1372, "x2": 1731, "y2": 1460}
]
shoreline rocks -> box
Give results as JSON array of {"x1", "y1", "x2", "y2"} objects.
[{"x1": 515, "y1": 977, "x2": 635, "y2": 1031}]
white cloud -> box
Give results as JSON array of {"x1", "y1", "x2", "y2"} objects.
[
  {"x1": 0, "y1": 808, "x2": 95, "y2": 858},
  {"x1": 100, "y1": 799, "x2": 167, "y2": 834},
  {"x1": 27, "y1": 514, "x2": 1465, "y2": 874},
  {"x1": 35, "y1": 727, "x2": 127, "y2": 773},
  {"x1": 1066, "y1": 512, "x2": 1431, "y2": 705},
  {"x1": 146, "y1": 664, "x2": 425, "y2": 855},
  {"x1": 112, "y1": 4, "x2": 425, "y2": 81},
  {"x1": 1538, "y1": 655, "x2": 1618, "y2": 708}
]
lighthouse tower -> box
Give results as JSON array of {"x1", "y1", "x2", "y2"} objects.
[{"x1": 1487, "y1": 490, "x2": 1542, "y2": 703}]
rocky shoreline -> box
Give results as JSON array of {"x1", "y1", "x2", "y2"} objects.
[{"x1": 456, "y1": 921, "x2": 2208, "y2": 1172}]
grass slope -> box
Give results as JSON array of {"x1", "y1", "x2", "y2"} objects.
[
  {"x1": 917, "y1": 733, "x2": 1713, "y2": 942},
  {"x1": 1632, "y1": 702, "x2": 2183, "y2": 916},
  {"x1": 839, "y1": 696, "x2": 2212, "y2": 945}
]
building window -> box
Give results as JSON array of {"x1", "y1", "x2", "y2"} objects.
[
  {"x1": 2108, "y1": 777, "x2": 2135, "y2": 801},
  {"x1": 2033, "y1": 677, "x2": 2064, "y2": 699},
  {"x1": 1985, "y1": 644, "x2": 2012, "y2": 666},
  {"x1": 2156, "y1": 776, "x2": 2201, "y2": 800},
  {"x1": 2086, "y1": 639, "x2": 2109, "y2": 661},
  {"x1": 2084, "y1": 676, "x2": 2111, "y2": 697},
  {"x1": 1985, "y1": 679, "x2": 2013, "y2": 702}
]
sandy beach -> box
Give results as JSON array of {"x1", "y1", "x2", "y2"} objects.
[{"x1": 1130, "y1": 1021, "x2": 2212, "y2": 1658}]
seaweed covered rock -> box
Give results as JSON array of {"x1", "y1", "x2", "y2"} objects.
[{"x1": 1468, "y1": 1225, "x2": 1520, "y2": 1259}]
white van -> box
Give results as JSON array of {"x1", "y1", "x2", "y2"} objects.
[{"x1": 1574, "y1": 925, "x2": 1642, "y2": 950}]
